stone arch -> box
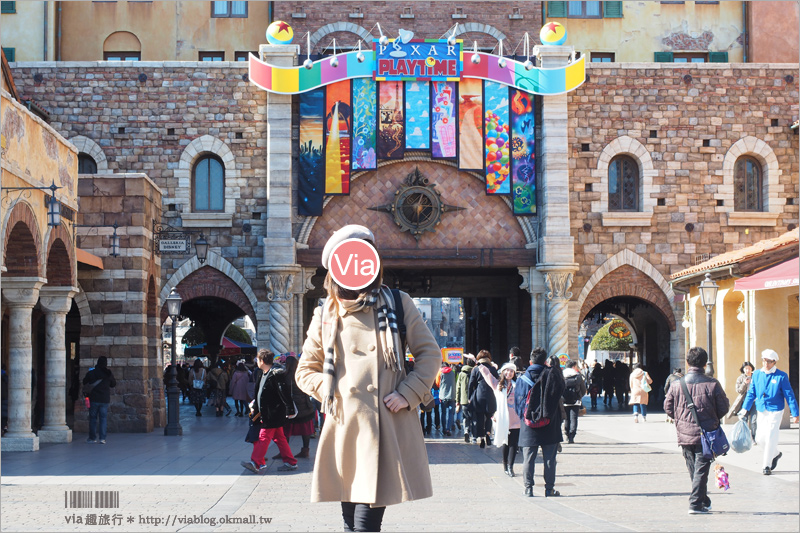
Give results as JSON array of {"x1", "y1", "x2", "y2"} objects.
[
  {"x1": 69, "y1": 135, "x2": 109, "y2": 172},
  {"x1": 591, "y1": 135, "x2": 658, "y2": 216},
  {"x1": 103, "y1": 31, "x2": 141, "y2": 54},
  {"x1": 2, "y1": 201, "x2": 42, "y2": 277},
  {"x1": 720, "y1": 136, "x2": 782, "y2": 215},
  {"x1": 445, "y1": 22, "x2": 508, "y2": 44},
  {"x1": 297, "y1": 157, "x2": 537, "y2": 246},
  {"x1": 577, "y1": 250, "x2": 676, "y2": 331},
  {"x1": 310, "y1": 22, "x2": 371, "y2": 49},
  {"x1": 43, "y1": 223, "x2": 76, "y2": 286},
  {"x1": 174, "y1": 135, "x2": 240, "y2": 218},
  {"x1": 159, "y1": 251, "x2": 258, "y2": 325},
  {"x1": 73, "y1": 283, "x2": 94, "y2": 327}
]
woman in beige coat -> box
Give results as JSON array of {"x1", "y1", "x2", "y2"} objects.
[
  {"x1": 295, "y1": 225, "x2": 440, "y2": 532},
  {"x1": 629, "y1": 363, "x2": 653, "y2": 423}
]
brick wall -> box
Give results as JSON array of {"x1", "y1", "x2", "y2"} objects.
[{"x1": 570, "y1": 63, "x2": 799, "y2": 296}]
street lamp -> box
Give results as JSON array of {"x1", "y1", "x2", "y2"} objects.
[
  {"x1": 698, "y1": 273, "x2": 719, "y2": 376},
  {"x1": 164, "y1": 289, "x2": 183, "y2": 436},
  {"x1": 194, "y1": 234, "x2": 209, "y2": 264}
]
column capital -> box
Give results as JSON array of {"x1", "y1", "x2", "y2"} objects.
[
  {"x1": 533, "y1": 45, "x2": 575, "y2": 68},
  {"x1": 518, "y1": 267, "x2": 546, "y2": 294},
  {"x1": 38, "y1": 286, "x2": 78, "y2": 314},
  {"x1": 537, "y1": 264, "x2": 579, "y2": 301},
  {"x1": 2, "y1": 277, "x2": 46, "y2": 307},
  {"x1": 262, "y1": 265, "x2": 302, "y2": 302},
  {"x1": 258, "y1": 44, "x2": 300, "y2": 66}
]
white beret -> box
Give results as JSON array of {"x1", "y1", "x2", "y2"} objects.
[
  {"x1": 761, "y1": 349, "x2": 779, "y2": 362},
  {"x1": 321, "y1": 224, "x2": 375, "y2": 270}
]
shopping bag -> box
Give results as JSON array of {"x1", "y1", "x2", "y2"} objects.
[
  {"x1": 701, "y1": 426, "x2": 730, "y2": 460},
  {"x1": 730, "y1": 418, "x2": 753, "y2": 453},
  {"x1": 641, "y1": 373, "x2": 652, "y2": 393},
  {"x1": 245, "y1": 421, "x2": 261, "y2": 444}
]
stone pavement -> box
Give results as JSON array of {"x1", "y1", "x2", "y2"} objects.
[{"x1": 1, "y1": 402, "x2": 797, "y2": 532}]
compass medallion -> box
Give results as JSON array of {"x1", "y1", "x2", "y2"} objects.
[{"x1": 369, "y1": 167, "x2": 465, "y2": 241}]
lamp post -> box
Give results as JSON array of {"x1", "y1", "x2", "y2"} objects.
[
  {"x1": 698, "y1": 273, "x2": 719, "y2": 376},
  {"x1": 194, "y1": 234, "x2": 209, "y2": 264},
  {"x1": 164, "y1": 289, "x2": 183, "y2": 436}
]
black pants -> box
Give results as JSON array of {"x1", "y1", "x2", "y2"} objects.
[
  {"x1": 522, "y1": 443, "x2": 558, "y2": 491},
  {"x1": 473, "y1": 411, "x2": 493, "y2": 440},
  {"x1": 615, "y1": 387, "x2": 626, "y2": 407},
  {"x1": 563, "y1": 406, "x2": 580, "y2": 438},
  {"x1": 235, "y1": 399, "x2": 246, "y2": 414},
  {"x1": 681, "y1": 443, "x2": 712, "y2": 511},
  {"x1": 341, "y1": 502, "x2": 386, "y2": 532},
  {"x1": 502, "y1": 428, "x2": 520, "y2": 466}
]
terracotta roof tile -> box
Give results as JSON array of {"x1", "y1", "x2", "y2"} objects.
[{"x1": 670, "y1": 228, "x2": 799, "y2": 280}]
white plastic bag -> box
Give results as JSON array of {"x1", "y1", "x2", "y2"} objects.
[{"x1": 730, "y1": 417, "x2": 753, "y2": 453}]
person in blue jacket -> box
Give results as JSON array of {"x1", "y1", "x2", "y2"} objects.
[{"x1": 739, "y1": 349, "x2": 799, "y2": 475}]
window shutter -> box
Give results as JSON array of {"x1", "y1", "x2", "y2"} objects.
[
  {"x1": 654, "y1": 51, "x2": 674, "y2": 62},
  {"x1": 1, "y1": 1, "x2": 16, "y2": 14},
  {"x1": 1, "y1": 47, "x2": 14, "y2": 62},
  {"x1": 709, "y1": 51, "x2": 728, "y2": 63},
  {"x1": 604, "y1": 1, "x2": 623, "y2": 17},
  {"x1": 548, "y1": 1, "x2": 567, "y2": 17}
]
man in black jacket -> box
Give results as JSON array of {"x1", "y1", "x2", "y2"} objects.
[
  {"x1": 664, "y1": 347, "x2": 729, "y2": 515},
  {"x1": 241, "y1": 349, "x2": 297, "y2": 473},
  {"x1": 83, "y1": 356, "x2": 116, "y2": 444},
  {"x1": 514, "y1": 347, "x2": 565, "y2": 498}
]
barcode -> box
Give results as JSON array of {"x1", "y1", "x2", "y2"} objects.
[{"x1": 64, "y1": 491, "x2": 119, "y2": 508}]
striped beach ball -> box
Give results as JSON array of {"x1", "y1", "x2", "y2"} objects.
[{"x1": 266, "y1": 21, "x2": 294, "y2": 45}]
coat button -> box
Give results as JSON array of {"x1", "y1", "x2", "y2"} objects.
[
  {"x1": 350, "y1": 345, "x2": 358, "y2": 353},
  {"x1": 366, "y1": 384, "x2": 375, "y2": 393},
  {"x1": 368, "y1": 344, "x2": 376, "y2": 351},
  {"x1": 350, "y1": 386, "x2": 358, "y2": 394}
]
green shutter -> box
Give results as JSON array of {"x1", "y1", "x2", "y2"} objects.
[
  {"x1": 548, "y1": 1, "x2": 567, "y2": 17},
  {"x1": 709, "y1": 51, "x2": 728, "y2": 63},
  {"x1": 1, "y1": 1, "x2": 16, "y2": 14},
  {"x1": 654, "y1": 51, "x2": 674, "y2": 62},
  {"x1": 604, "y1": 1, "x2": 623, "y2": 17},
  {"x1": 2, "y1": 47, "x2": 14, "y2": 62}
]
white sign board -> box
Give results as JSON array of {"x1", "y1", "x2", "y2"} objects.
[{"x1": 159, "y1": 239, "x2": 189, "y2": 253}]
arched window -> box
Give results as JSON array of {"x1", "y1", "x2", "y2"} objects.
[
  {"x1": 78, "y1": 153, "x2": 97, "y2": 174},
  {"x1": 608, "y1": 155, "x2": 639, "y2": 211},
  {"x1": 193, "y1": 155, "x2": 224, "y2": 211},
  {"x1": 734, "y1": 156, "x2": 762, "y2": 211}
]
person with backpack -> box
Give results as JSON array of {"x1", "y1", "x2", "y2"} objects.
[
  {"x1": 295, "y1": 224, "x2": 441, "y2": 532},
  {"x1": 437, "y1": 362, "x2": 457, "y2": 436},
  {"x1": 188, "y1": 359, "x2": 207, "y2": 417},
  {"x1": 514, "y1": 347, "x2": 566, "y2": 498},
  {"x1": 629, "y1": 363, "x2": 653, "y2": 423},
  {"x1": 562, "y1": 360, "x2": 587, "y2": 444},
  {"x1": 468, "y1": 350, "x2": 499, "y2": 449},
  {"x1": 83, "y1": 356, "x2": 116, "y2": 444},
  {"x1": 209, "y1": 361, "x2": 230, "y2": 417},
  {"x1": 456, "y1": 355, "x2": 475, "y2": 443}
]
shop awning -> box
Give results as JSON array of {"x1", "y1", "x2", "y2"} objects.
[
  {"x1": 734, "y1": 257, "x2": 798, "y2": 291},
  {"x1": 76, "y1": 248, "x2": 104, "y2": 270}
]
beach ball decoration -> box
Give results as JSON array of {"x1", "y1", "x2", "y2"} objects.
[
  {"x1": 540, "y1": 22, "x2": 567, "y2": 46},
  {"x1": 266, "y1": 21, "x2": 294, "y2": 45}
]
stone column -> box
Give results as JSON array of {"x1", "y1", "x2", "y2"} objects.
[
  {"x1": 292, "y1": 267, "x2": 318, "y2": 353},
  {"x1": 519, "y1": 267, "x2": 547, "y2": 349},
  {"x1": 263, "y1": 266, "x2": 301, "y2": 354},
  {"x1": 431, "y1": 299, "x2": 443, "y2": 346},
  {"x1": 1, "y1": 277, "x2": 45, "y2": 452},
  {"x1": 37, "y1": 286, "x2": 78, "y2": 443},
  {"x1": 535, "y1": 44, "x2": 580, "y2": 358},
  {"x1": 257, "y1": 44, "x2": 303, "y2": 354}
]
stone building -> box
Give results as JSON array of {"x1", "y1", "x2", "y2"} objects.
[{"x1": 2, "y1": 2, "x2": 798, "y2": 439}]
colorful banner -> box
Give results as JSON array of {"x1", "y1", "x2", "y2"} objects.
[
  {"x1": 405, "y1": 81, "x2": 430, "y2": 150},
  {"x1": 458, "y1": 78, "x2": 483, "y2": 171},
  {"x1": 324, "y1": 80, "x2": 351, "y2": 194},
  {"x1": 351, "y1": 78, "x2": 377, "y2": 171},
  {"x1": 430, "y1": 81, "x2": 457, "y2": 159},
  {"x1": 249, "y1": 51, "x2": 585, "y2": 96},
  {"x1": 377, "y1": 81, "x2": 405, "y2": 159},
  {"x1": 298, "y1": 88, "x2": 325, "y2": 216},
  {"x1": 510, "y1": 88, "x2": 536, "y2": 214},
  {"x1": 484, "y1": 81, "x2": 510, "y2": 194},
  {"x1": 441, "y1": 347, "x2": 464, "y2": 364},
  {"x1": 375, "y1": 39, "x2": 462, "y2": 81}
]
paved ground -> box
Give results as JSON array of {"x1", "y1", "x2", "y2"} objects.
[{"x1": 1, "y1": 401, "x2": 798, "y2": 532}]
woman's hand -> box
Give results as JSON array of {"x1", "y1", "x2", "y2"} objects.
[{"x1": 383, "y1": 391, "x2": 409, "y2": 413}]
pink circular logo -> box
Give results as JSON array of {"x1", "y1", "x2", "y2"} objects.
[{"x1": 328, "y1": 239, "x2": 381, "y2": 290}]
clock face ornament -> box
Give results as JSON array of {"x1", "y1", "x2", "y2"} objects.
[{"x1": 369, "y1": 167, "x2": 465, "y2": 241}]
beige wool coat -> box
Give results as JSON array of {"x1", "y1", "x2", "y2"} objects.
[
  {"x1": 629, "y1": 367, "x2": 653, "y2": 405},
  {"x1": 295, "y1": 291, "x2": 441, "y2": 507}
]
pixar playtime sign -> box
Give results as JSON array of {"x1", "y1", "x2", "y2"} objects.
[{"x1": 374, "y1": 30, "x2": 462, "y2": 81}]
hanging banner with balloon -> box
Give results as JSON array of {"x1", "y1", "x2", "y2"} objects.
[
  {"x1": 458, "y1": 78, "x2": 484, "y2": 171},
  {"x1": 483, "y1": 81, "x2": 511, "y2": 195},
  {"x1": 351, "y1": 78, "x2": 377, "y2": 171},
  {"x1": 510, "y1": 88, "x2": 536, "y2": 214}
]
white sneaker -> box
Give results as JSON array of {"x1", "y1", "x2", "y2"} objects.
[
  {"x1": 634, "y1": 414, "x2": 639, "y2": 423},
  {"x1": 642, "y1": 417, "x2": 646, "y2": 423}
]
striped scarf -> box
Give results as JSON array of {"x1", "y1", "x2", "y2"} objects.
[{"x1": 320, "y1": 286, "x2": 404, "y2": 419}]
